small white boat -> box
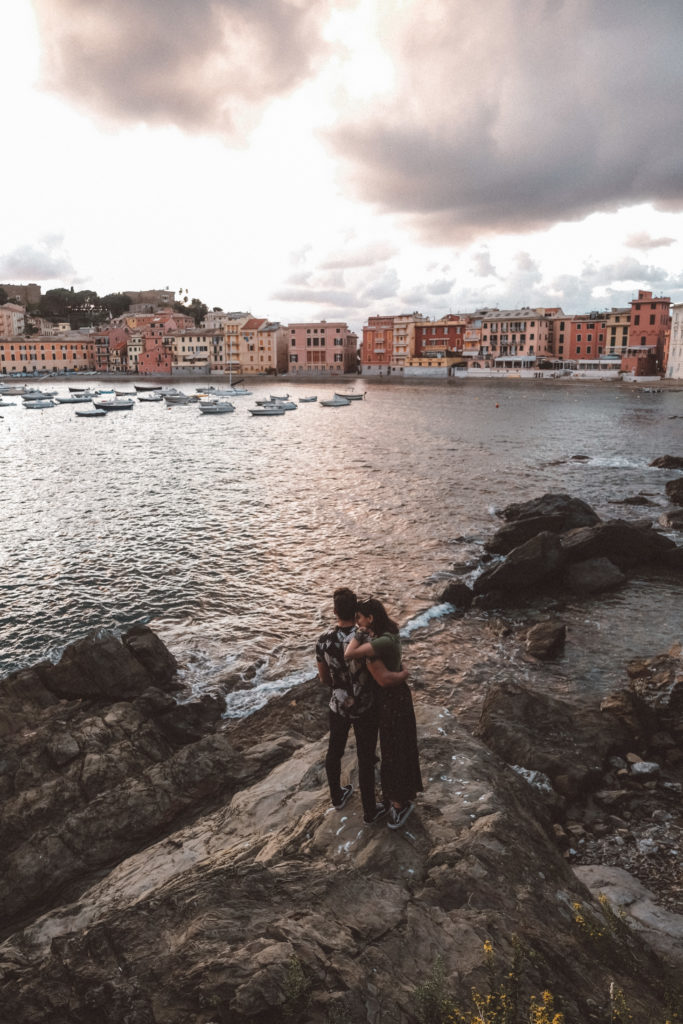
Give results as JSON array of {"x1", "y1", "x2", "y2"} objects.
[
  {"x1": 270, "y1": 393, "x2": 289, "y2": 401},
  {"x1": 199, "y1": 400, "x2": 235, "y2": 414},
  {"x1": 299, "y1": 396, "x2": 317, "y2": 402},
  {"x1": 137, "y1": 392, "x2": 163, "y2": 402},
  {"x1": 0, "y1": 399, "x2": 17, "y2": 407},
  {"x1": 54, "y1": 395, "x2": 92, "y2": 404},
  {"x1": 249, "y1": 406, "x2": 286, "y2": 416},
  {"x1": 115, "y1": 389, "x2": 137, "y2": 396},
  {"x1": 134, "y1": 383, "x2": 162, "y2": 391},
  {"x1": 164, "y1": 393, "x2": 197, "y2": 405},
  {"x1": 197, "y1": 385, "x2": 251, "y2": 398},
  {"x1": 93, "y1": 398, "x2": 135, "y2": 410},
  {"x1": 334, "y1": 391, "x2": 365, "y2": 401},
  {"x1": 22, "y1": 389, "x2": 57, "y2": 401},
  {"x1": 321, "y1": 396, "x2": 351, "y2": 407},
  {"x1": 75, "y1": 407, "x2": 107, "y2": 417},
  {"x1": 23, "y1": 399, "x2": 55, "y2": 409}
]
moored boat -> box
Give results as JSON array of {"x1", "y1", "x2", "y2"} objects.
[
  {"x1": 92, "y1": 397, "x2": 135, "y2": 410},
  {"x1": 321, "y1": 396, "x2": 351, "y2": 407},
  {"x1": 299, "y1": 396, "x2": 317, "y2": 402},
  {"x1": 137, "y1": 392, "x2": 163, "y2": 402},
  {"x1": 75, "y1": 408, "x2": 107, "y2": 417},
  {"x1": 334, "y1": 391, "x2": 365, "y2": 400},
  {"x1": 249, "y1": 405, "x2": 286, "y2": 416},
  {"x1": 133, "y1": 383, "x2": 162, "y2": 391},
  {"x1": 199, "y1": 400, "x2": 235, "y2": 414},
  {"x1": 23, "y1": 399, "x2": 55, "y2": 409}
]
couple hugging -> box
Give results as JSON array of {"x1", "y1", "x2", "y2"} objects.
[{"x1": 315, "y1": 588, "x2": 423, "y2": 830}]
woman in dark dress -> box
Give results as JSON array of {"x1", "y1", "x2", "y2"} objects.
[{"x1": 344, "y1": 597, "x2": 423, "y2": 829}]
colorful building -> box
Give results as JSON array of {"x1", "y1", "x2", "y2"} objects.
[
  {"x1": 480, "y1": 309, "x2": 555, "y2": 368},
  {"x1": 287, "y1": 321, "x2": 357, "y2": 374},
  {"x1": 0, "y1": 332, "x2": 95, "y2": 373},
  {"x1": 621, "y1": 290, "x2": 671, "y2": 374},
  {"x1": 0, "y1": 303, "x2": 26, "y2": 337}
]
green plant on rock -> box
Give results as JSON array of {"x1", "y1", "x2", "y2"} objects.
[
  {"x1": 414, "y1": 955, "x2": 457, "y2": 1024},
  {"x1": 282, "y1": 955, "x2": 312, "y2": 1020}
]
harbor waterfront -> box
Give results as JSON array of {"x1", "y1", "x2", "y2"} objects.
[{"x1": 1, "y1": 375, "x2": 681, "y2": 714}]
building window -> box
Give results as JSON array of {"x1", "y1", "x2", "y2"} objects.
[
  {"x1": 634, "y1": 315, "x2": 640, "y2": 325},
  {"x1": 649, "y1": 315, "x2": 655, "y2": 325}
]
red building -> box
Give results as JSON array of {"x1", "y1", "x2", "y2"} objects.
[{"x1": 622, "y1": 290, "x2": 671, "y2": 374}]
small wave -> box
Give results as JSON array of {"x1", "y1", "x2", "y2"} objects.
[
  {"x1": 400, "y1": 603, "x2": 454, "y2": 637},
  {"x1": 222, "y1": 669, "x2": 310, "y2": 719}
]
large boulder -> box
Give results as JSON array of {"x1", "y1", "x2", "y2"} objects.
[
  {"x1": 123, "y1": 624, "x2": 179, "y2": 686},
  {"x1": 473, "y1": 531, "x2": 565, "y2": 594},
  {"x1": 485, "y1": 514, "x2": 572, "y2": 554},
  {"x1": 439, "y1": 580, "x2": 474, "y2": 608},
  {"x1": 497, "y1": 493, "x2": 600, "y2": 526},
  {"x1": 563, "y1": 557, "x2": 627, "y2": 595},
  {"x1": 665, "y1": 478, "x2": 683, "y2": 506},
  {"x1": 475, "y1": 682, "x2": 634, "y2": 798},
  {"x1": 650, "y1": 456, "x2": 683, "y2": 469},
  {"x1": 560, "y1": 519, "x2": 676, "y2": 571}
]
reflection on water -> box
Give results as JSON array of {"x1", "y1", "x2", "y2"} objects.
[{"x1": 1, "y1": 378, "x2": 681, "y2": 713}]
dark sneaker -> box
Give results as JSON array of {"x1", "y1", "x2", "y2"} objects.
[
  {"x1": 363, "y1": 802, "x2": 388, "y2": 824},
  {"x1": 333, "y1": 784, "x2": 353, "y2": 810},
  {"x1": 387, "y1": 802, "x2": 414, "y2": 830}
]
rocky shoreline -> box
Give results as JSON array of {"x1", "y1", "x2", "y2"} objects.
[{"x1": 1, "y1": 477, "x2": 682, "y2": 1023}]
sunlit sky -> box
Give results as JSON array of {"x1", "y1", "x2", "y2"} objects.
[{"x1": 3, "y1": 0, "x2": 683, "y2": 335}]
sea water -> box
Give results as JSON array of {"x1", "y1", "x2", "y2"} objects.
[{"x1": 1, "y1": 378, "x2": 681, "y2": 714}]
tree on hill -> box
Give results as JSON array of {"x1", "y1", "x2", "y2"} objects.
[
  {"x1": 100, "y1": 293, "x2": 131, "y2": 318},
  {"x1": 0, "y1": 287, "x2": 8, "y2": 305},
  {"x1": 174, "y1": 294, "x2": 208, "y2": 326}
]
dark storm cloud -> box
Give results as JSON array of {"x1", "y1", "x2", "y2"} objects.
[
  {"x1": 330, "y1": 0, "x2": 683, "y2": 241},
  {"x1": 34, "y1": 0, "x2": 336, "y2": 135},
  {"x1": 0, "y1": 239, "x2": 77, "y2": 280}
]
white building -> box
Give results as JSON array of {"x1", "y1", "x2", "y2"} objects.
[
  {"x1": 666, "y1": 303, "x2": 683, "y2": 380},
  {"x1": 0, "y1": 303, "x2": 25, "y2": 337}
]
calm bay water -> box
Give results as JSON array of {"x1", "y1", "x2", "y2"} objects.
[{"x1": 1, "y1": 377, "x2": 681, "y2": 713}]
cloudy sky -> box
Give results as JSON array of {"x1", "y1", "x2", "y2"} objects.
[{"x1": 3, "y1": 0, "x2": 683, "y2": 333}]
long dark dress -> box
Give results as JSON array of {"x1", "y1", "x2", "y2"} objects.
[{"x1": 370, "y1": 632, "x2": 424, "y2": 805}]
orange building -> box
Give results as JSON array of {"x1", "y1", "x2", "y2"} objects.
[
  {"x1": 623, "y1": 290, "x2": 671, "y2": 374},
  {"x1": 0, "y1": 333, "x2": 96, "y2": 373}
]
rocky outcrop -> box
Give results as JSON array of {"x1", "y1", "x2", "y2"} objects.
[
  {"x1": 666, "y1": 477, "x2": 683, "y2": 506},
  {"x1": 651, "y1": 456, "x2": 683, "y2": 469},
  {"x1": 496, "y1": 493, "x2": 600, "y2": 528},
  {"x1": 471, "y1": 494, "x2": 682, "y2": 602},
  {"x1": 439, "y1": 580, "x2": 473, "y2": 607},
  {"x1": 564, "y1": 556, "x2": 627, "y2": 594},
  {"x1": 1, "y1": 630, "x2": 681, "y2": 1023}
]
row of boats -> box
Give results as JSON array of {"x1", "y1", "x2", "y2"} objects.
[{"x1": 0, "y1": 380, "x2": 365, "y2": 417}]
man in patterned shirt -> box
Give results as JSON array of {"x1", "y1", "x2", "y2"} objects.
[{"x1": 316, "y1": 587, "x2": 406, "y2": 824}]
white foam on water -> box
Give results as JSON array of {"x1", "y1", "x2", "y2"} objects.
[
  {"x1": 400, "y1": 603, "x2": 454, "y2": 637},
  {"x1": 221, "y1": 668, "x2": 310, "y2": 718}
]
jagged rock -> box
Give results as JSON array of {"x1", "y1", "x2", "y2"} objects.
[
  {"x1": 0, "y1": 635, "x2": 678, "y2": 1023},
  {"x1": 666, "y1": 478, "x2": 683, "y2": 506},
  {"x1": 123, "y1": 624, "x2": 179, "y2": 686},
  {"x1": 496, "y1": 493, "x2": 600, "y2": 526},
  {"x1": 439, "y1": 580, "x2": 474, "y2": 607},
  {"x1": 473, "y1": 532, "x2": 565, "y2": 594},
  {"x1": 525, "y1": 620, "x2": 566, "y2": 660},
  {"x1": 560, "y1": 519, "x2": 676, "y2": 571},
  {"x1": 659, "y1": 509, "x2": 683, "y2": 530},
  {"x1": 564, "y1": 557, "x2": 627, "y2": 594},
  {"x1": 43, "y1": 631, "x2": 169, "y2": 701},
  {"x1": 650, "y1": 456, "x2": 683, "y2": 469},
  {"x1": 485, "y1": 513, "x2": 570, "y2": 554},
  {"x1": 630, "y1": 761, "x2": 661, "y2": 779},
  {"x1": 475, "y1": 682, "x2": 633, "y2": 798},
  {"x1": 627, "y1": 645, "x2": 683, "y2": 715}
]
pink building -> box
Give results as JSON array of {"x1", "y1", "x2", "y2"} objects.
[{"x1": 287, "y1": 321, "x2": 357, "y2": 374}]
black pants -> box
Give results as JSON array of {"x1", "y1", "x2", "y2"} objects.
[{"x1": 325, "y1": 707, "x2": 380, "y2": 818}]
